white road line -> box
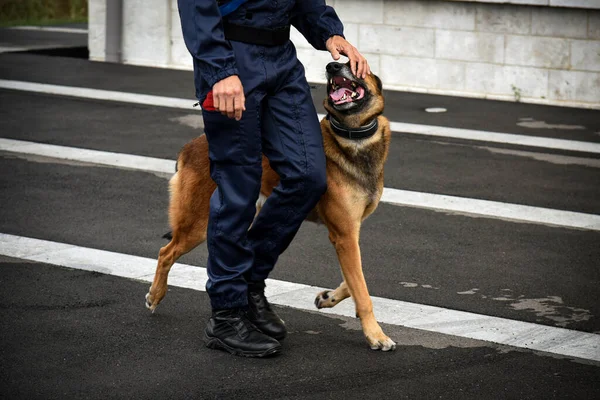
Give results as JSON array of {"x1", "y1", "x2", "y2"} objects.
[
  {"x1": 1, "y1": 233, "x2": 598, "y2": 362},
  {"x1": 387, "y1": 121, "x2": 600, "y2": 154},
  {"x1": 0, "y1": 138, "x2": 174, "y2": 174},
  {"x1": 0, "y1": 44, "x2": 86, "y2": 54},
  {"x1": 2, "y1": 137, "x2": 599, "y2": 231},
  {"x1": 7, "y1": 26, "x2": 88, "y2": 34},
  {"x1": 0, "y1": 46, "x2": 30, "y2": 53},
  {"x1": 2, "y1": 79, "x2": 599, "y2": 154},
  {"x1": 316, "y1": 114, "x2": 600, "y2": 154},
  {"x1": 381, "y1": 189, "x2": 600, "y2": 231},
  {"x1": 0, "y1": 80, "x2": 193, "y2": 109}
]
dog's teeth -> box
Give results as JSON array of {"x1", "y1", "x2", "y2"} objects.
[{"x1": 343, "y1": 78, "x2": 347, "y2": 82}]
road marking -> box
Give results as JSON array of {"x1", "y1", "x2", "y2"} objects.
[
  {"x1": 0, "y1": 138, "x2": 174, "y2": 174},
  {"x1": 0, "y1": 80, "x2": 193, "y2": 109},
  {"x1": 0, "y1": 44, "x2": 85, "y2": 54},
  {"x1": 380, "y1": 189, "x2": 600, "y2": 231},
  {"x1": 1, "y1": 233, "x2": 598, "y2": 362},
  {"x1": 6, "y1": 26, "x2": 88, "y2": 34},
  {"x1": 2, "y1": 138, "x2": 599, "y2": 231},
  {"x1": 1, "y1": 79, "x2": 599, "y2": 154},
  {"x1": 384, "y1": 121, "x2": 600, "y2": 154},
  {"x1": 0, "y1": 46, "x2": 30, "y2": 53}
]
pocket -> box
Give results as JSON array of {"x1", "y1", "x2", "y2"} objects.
[
  {"x1": 202, "y1": 107, "x2": 242, "y2": 162},
  {"x1": 201, "y1": 102, "x2": 260, "y2": 165}
]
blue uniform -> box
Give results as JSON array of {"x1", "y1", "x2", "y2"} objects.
[{"x1": 178, "y1": 0, "x2": 344, "y2": 310}]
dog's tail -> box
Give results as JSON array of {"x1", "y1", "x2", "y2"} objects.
[{"x1": 161, "y1": 155, "x2": 180, "y2": 243}]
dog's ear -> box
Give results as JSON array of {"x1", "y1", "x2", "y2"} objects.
[{"x1": 373, "y1": 74, "x2": 383, "y2": 93}]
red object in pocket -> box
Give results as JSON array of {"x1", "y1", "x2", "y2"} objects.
[{"x1": 202, "y1": 91, "x2": 216, "y2": 111}]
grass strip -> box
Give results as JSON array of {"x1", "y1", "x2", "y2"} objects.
[{"x1": 0, "y1": 0, "x2": 87, "y2": 26}]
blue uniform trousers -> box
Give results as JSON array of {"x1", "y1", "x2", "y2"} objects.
[{"x1": 202, "y1": 40, "x2": 327, "y2": 310}]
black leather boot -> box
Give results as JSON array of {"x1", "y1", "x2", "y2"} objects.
[
  {"x1": 247, "y1": 281, "x2": 287, "y2": 340},
  {"x1": 204, "y1": 308, "x2": 282, "y2": 357}
]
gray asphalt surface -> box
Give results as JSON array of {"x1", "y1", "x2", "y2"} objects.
[
  {"x1": 2, "y1": 258, "x2": 599, "y2": 400},
  {"x1": 0, "y1": 28, "x2": 87, "y2": 51},
  {"x1": 1, "y1": 50, "x2": 600, "y2": 142},
  {"x1": 1, "y1": 155, "x2": 599, "y2": 333},
  {"x1": 2, "y1": 90, "x2": 599, "y2": 213},
  {"x1": 1, "y1": 27, "x2": 599, "y2": 399}
]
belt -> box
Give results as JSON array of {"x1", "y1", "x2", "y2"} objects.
[{"x1": 223, "y1": 21, "x2": 290, "y2": 46}]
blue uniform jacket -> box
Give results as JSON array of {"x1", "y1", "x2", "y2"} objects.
[{"x1": 177, "y1": 0, "x2": 344, "y2": 95}]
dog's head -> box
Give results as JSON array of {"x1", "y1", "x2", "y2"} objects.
[{"x1": 323, "y1": 62, "x2": 384, "y2": 127}]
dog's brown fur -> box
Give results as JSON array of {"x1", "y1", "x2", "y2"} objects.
[{"x1": 146, "y1": 63, "x2": 395, "y2": 351}]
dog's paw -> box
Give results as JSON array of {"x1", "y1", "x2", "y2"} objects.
[
  {"x1": 145, "y1": 292, "x2": 157, "y2": 313},
  {"x1": 367, "y1": 335, "x2": 396, "y2": 352},
  {"x1": 314, "y1": 290, "x2": 338, "y2": 309}
]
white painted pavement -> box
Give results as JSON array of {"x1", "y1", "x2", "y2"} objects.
[
  {"x1": 0, "y1": 44, "x2": 82, "y2": 54},
  {"x1": 380, "y1": 189, "x2": 600, "y2": 231},
  {"x1": 0, "y1": 138, "x2": 174, "y2": 174},
  {"x1": 1, "y1": 137, "x2": 599, "y2": 231},
  {"x1": 1, "y1": 233, "x2": 598, "y2": 362},
  {"x1": 2, "y1": 79, "x2": 600, "y2": 154},
  {"x1": 0, "y1": 80, "x2": 193, "y2": 110},
  {"x1": 0, "y1": 46, "x2": 30, "y2": 53},
  {"x1": 385, "y1": 121, "x2": 600, "y2": 154},
  {"x1": 7, "y1": 26, "x2": 88, "y2": 34}
]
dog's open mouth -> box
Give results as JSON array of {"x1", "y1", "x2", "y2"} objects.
[{"x1": 328, "y1": 76, "x2": 365, "y2": 105}]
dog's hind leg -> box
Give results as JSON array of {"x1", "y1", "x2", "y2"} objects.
[
  {"x1": 314, "y1": 281, "x2": 350, "y2": 309},
  {"x1": 145, "y1": 160, "x2": 213, "y2": 312},
  {"x1": 145, "y1": 228, "x2": 206, "y2": 312}
]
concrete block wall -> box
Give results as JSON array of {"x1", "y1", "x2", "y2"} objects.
[{"x1": 88, "y1": 0, "x2": 600, "y2": 108}]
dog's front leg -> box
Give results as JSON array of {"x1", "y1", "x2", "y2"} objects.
[
  {"x1": 329, "y1": 230, "x2": 396, "y2": 351},
  {"x1": 315, "y1": 281, "x2": 350, "y2": 309}
]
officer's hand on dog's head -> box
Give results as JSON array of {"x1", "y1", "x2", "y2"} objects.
[
  {"x1": 325, "y1": 36, "x2": 370, "y2": 79},
  {"x1": 212, "y1": 75, "x2": 246, "y2": 121}
]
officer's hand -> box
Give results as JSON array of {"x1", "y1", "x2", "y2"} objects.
[
  {"x1": 213, "y1": 75, "x2": 246, "y2": 121},
  {"x1": 326, "y1": 35, "x2": 370, "y2": 79}
]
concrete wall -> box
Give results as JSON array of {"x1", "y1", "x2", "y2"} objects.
[{"x1": 89, "y1": 0, "x2": 600, "y2": 108}]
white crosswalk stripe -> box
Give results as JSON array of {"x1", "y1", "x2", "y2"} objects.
[
  {"x1": 1, "y1": 137, "x2": 599, "y2": 231},
  {"x1": 2, "y1": 79, "x2": 600, "y2": 154},
  {"x1": 1, "y1": 233, "x2": 598, "y2": 362},
  {"x1": 7, "y1": 26, "x2": 88, "y2": 34}
]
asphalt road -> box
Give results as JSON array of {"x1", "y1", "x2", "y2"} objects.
[
  {"x1": 1, "y1": 27, "x2": 599, "y2": 399},
  {"x1": 2, "y1": 257, "x2": 599, "y2": 400}
]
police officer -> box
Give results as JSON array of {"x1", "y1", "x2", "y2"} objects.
[{"x1": 178, "y1": 0, "x2": 370, "y2": 357}]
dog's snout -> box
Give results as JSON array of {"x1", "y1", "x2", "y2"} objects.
[{"x1": 326, "y1": 62, "x2": 343, "y2": 74}]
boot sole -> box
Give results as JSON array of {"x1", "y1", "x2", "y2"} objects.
[{"x1": 204, "y1": 333, "x2": 282, "y2": 358}]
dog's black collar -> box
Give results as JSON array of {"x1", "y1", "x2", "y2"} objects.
[{"x1": 327, "y1": 114, "x2": 379, "y2": 140}]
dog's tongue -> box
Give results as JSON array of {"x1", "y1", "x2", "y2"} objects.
[{"x1": 330, "y1": 88, "x2": 349, "y2": 101}]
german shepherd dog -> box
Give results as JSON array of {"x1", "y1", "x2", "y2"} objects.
[{"x1": 145, "y1": 62, "x2": 395, "y2": 351}]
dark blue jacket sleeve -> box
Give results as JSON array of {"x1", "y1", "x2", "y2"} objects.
[
  {"x1": 291, "y1": 0, "x2": 344, "y2": 51},
  {"x1": 177, "y1": 0, "x2": 239, "y2": 88}
]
